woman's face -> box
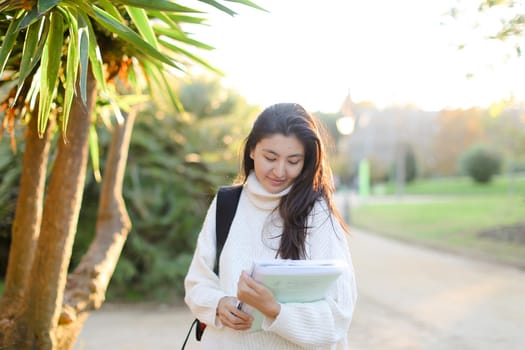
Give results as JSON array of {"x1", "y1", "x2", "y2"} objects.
[{"x1": 250, "y1": 134, "x2": 305, "y2": 194}]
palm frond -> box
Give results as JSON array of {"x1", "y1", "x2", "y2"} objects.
[
  {"x1": 116, "y1": 0, "x2": 202, "y2": 13},
  {"x1": 1, "y1": 0, "x2": 263, "y2": 140},
  {"x1": 0, "y1": 12, "x2": 23, "y2": 76},
  {"x1": 198, "y1": 0, "x2": 237, "y2": 16},
  {"x1": 62, "y1": 7, "x2": 81, "y2": 139},
  {"x1": 18, "y1": 7, "x2": 45, "y2": 29},
  {"x1": 89, "y1": 123, "x2": 102, "y2": 182},
  {"x1": 159, "y1": 38, "x2": 223, "y2": 75},
  {"x1": 225, "y1": 0, "x2": 267, "y2": 12},
  {"x1": 96, "y1": 0, "x2": 126, "y2": 22},
  {"x1": 38, "y1": 0, "x2": 61, "y2": 14},
  {"x1": 125, "y1": 6, "x2": 158, "y2": 48},
  {"x1": 78, "y1": 12, "x2": 89, "y2": 104},
  {"x1": 38, "y1": 10, "x2": 63, "y2": 137},
  {"x1": 153, "y1": 25, "x2": 215, "y2": 50},
  {"x1": 79, "y1": 3, "x2": 181, "y2": 69},
  {"x1": 150, "y1": 11, "x2": 207, "y2": 26}
]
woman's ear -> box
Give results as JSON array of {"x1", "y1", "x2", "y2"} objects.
[{"x1": 249, "y1": 148, "x2": 254, "y2": 160}]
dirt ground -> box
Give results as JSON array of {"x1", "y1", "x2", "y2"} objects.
[{"x1": 74, "y1": 228, "x2": 525, "y2": 350}]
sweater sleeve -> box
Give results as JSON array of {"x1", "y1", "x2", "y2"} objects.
[
  {"x1": 261, "y1": 201, "x2": 358, "y2": 347},
  {"x1": 184, "y1": 196, "x2": 227, "y2": 328}
]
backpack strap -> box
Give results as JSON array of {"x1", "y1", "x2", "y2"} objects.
[
  {"x1": 214, "y1": 185, "x2": 243, "y2": 275},
  {"x1": 185, "y1": 185, "x2": 243, "y2": 347}
]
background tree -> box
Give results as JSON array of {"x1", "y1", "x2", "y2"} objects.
[
  {"x1": 0, "y1": 1, "x2": 262, "y2": 349},
  {"x1": 432, "y1": 108, "x2": 487, "y2": 175},
  {"x1": 448, "y1": 0, "x2": 524, "y2": 58}
]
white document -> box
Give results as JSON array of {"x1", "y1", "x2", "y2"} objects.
[{"x1": 239, "y1": 259, "x2": 347, "y2": 332}]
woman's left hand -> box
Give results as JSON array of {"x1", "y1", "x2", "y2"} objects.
[{"x1": 237, "y1": 271, "x2": 281, "y2": 319}]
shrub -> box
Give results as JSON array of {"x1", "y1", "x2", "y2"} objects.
[{"x1": 459, "y1": 144, "x2": 502, "y2": 183}]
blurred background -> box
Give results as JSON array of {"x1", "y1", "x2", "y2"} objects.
[{"x1": 1, "y1": 0, "x2": 524, "y2": 315}]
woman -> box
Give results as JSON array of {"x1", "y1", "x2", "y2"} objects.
[{"x1": 184, "y1": 103, "x2": 357, "y2": 349}]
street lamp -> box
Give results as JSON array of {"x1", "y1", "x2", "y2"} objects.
[
  {"x1": 336, "y1": 115, "x2": 356, "y2": 224},
  {"x1": 336, "y1": 115, "x2": 355, "y2": 136}
]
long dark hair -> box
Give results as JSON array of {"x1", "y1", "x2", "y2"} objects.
[{"x1": 238, "y1": 103, "x2": 348, "y2": 259}]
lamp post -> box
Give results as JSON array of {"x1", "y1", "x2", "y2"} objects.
[{"x1": 336, "y1": 115, "x2": 355, "y2": 224}]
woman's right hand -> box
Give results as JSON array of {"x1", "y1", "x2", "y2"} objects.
[{"x1": 216, "y1": 296, "x2": 254, "y2": 330}]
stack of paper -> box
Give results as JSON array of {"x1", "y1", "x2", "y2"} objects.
[{"x1": 239, "y1": 259, "x2": 347, "y2": 331}]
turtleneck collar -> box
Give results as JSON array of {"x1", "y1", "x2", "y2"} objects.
[{"x1": 245, "y1": 172, "x2": 291, "y2": 211}]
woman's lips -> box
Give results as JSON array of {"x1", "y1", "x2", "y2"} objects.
[{"x1": 268, "y1": 177, "x2": 285, "y2": 186}]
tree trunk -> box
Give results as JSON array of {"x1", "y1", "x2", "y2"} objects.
[
  {"x1": 56, "y1": 109, "x2": 136, "y2": 349},
  {"x1": 0, "y1": 105, "x2": 53, "y2": 339},
  {"x1": 3, "y1": 66, "x2": 97, "y2": 350}
]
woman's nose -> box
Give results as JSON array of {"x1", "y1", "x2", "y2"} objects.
[{"x1": 273, "y1": 161, "x2": 286, "y2": 177}]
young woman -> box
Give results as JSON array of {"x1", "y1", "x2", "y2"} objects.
[{"x1": 184, "y1": 103, "x2": 357, "y2": 349}]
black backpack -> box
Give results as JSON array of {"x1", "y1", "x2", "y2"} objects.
[{"x1": 182, "y1": 185, "x2": 243, "y2": 348}]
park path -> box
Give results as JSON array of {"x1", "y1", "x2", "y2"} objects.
[{"x1": 74, "y1": 228, "x2": 525, "y2": 350}]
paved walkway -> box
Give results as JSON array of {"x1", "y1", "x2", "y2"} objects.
[{"x1": 74, "y1": 228, "x2": 525, "y2": 350}]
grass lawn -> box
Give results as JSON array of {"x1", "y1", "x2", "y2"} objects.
[
  {"x1": 379, "y1": 175, "x2": 525, "y2": 196},
  {"x1": 351, "y1": 175, "x2": 525, "y2": 269}
]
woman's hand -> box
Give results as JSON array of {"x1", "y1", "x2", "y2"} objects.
[
  {"x1": 237, "y1": 271, "x2": 281, "y2": 319},
  {"x1": 216, "y1": 296, "x2": 253, "y2": 330}
]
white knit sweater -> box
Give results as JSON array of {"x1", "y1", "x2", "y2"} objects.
[{"x1": 184, "y1": 173, "x2": 357, "y2": 349}]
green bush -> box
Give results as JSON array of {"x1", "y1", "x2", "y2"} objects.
[
  {"x1": 75, "y1": 90, "x2": 254, "y2": 301},
  {"x1": 75, "y1": 113, "x2": 220, "y2": 301},
  {"x1": 459, "y1": 144, "x2": 502, "y2": 183}
]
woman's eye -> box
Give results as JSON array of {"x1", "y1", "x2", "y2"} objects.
[
  {"x1": 265, "y1": 157, "x2": 276, "y2": 162},
  {"x1": 288, "y1": 161, "x2": 299, "y2": 165}
]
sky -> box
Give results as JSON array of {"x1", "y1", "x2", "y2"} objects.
[{"x1": 186, "y1": 0, "x2": 525, "y2": 113}]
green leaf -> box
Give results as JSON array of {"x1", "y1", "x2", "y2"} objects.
[
  {"x1": 142, "y1": 60, "x2": 182, "y2": 112},
  {"x1": 11, "y1": 18, "x2": 43, "y2": 106},
  {"x1": 115, "y1": 0, "x2": 201, "y2": 13},
  {"x1": 0, "y1": 2, "x2": 16, "y2": 12},
  {"x1": 159, "y1": 38, "x2": 223, "y2": 75},
  {"x1": 83, "y1": 4, "x2": 180, "y2": 68},
  {"x1": 62, "y1": 8, "x2": 80, "y2": 139},
  {"x1": 26, "y1": 68, "x2": 42, "y2": 111},
  {"x1": 13, "y1": 17, "x2": 46, "y2": 106},
  {"x1": 38, "y1": 10, "x2": 64, "y2": 137},
  {"x1": 127, "y1": 62, "x2": 138, "y2": 89},
  {"x1": 82, "y1": 12, "x2": 108, "y2": 93},
  {"x1": 18, "y1": 18, "x2": 42, "y2": 83},
  {"x1": 23, "y1": 16, "x2": 50, "y2": 76},
  {"x1": 18, "y1": 7, "x2": 45, "y2": 29},
  {"x1": 97, "y1": 0, "x2": 125, "y2": 22},
  {"x1": 109, "y1": 97, "x2": 124, "y2": 124},
  {"x1": 198, "y1": 0, "x2": 236, "y2": 16},
  {"x1": 153, "y1": 26, "x2": 215, "y2": 50},
  {"x1": 0, "y1": 13, "x2": 23, "y2": 77},
  {"x1": 159, "y1": 70, "x2": 183, "y2": 112},
  {"x1": 88, "y1": 123, "x2": 102, "y2": 182},
  {"x1": 150, "y1": 11, "x2": 206, "y2": 26},
  {"x1": 38, "y1": 0, "x2": 61, "y2": 14},
  {"x1": 125, "y1": 6, "x2": 158, "y2": 48},
  {"x1": 78, "y1": 14, "x2": 89, "y2": 105},
  {"x1": 225, "y1": 0, "x2": 267, "y2": 12}
]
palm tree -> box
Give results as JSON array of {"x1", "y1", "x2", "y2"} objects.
[{"x1": 0, "y1": 1, "x2": 262, "y2": 349}]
